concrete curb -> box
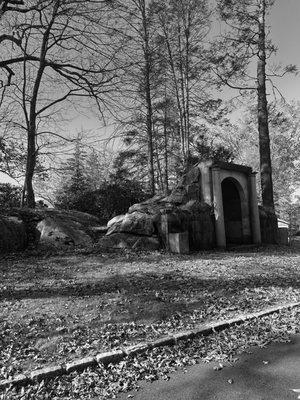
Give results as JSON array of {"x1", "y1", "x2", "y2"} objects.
[{"x1": 1, "y1": 301, "x2": 300, "y2": 391}]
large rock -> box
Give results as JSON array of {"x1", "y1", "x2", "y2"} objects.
[
  {"x1": 128, "y1": 196, "x2": 174, "y2": 216},
  {"x1": 105, "y1": 166, "x2": 214, "y2": 252},
  {"x1": 99, "y1": 233, "x2": 160, "y2": 251},
  {"x1": 37, "y1": 209, "x2": 101, "y2": 248},
  {"x1": 0, "y1": 215, "x2": 27, "y2": 252},
  {"x1": 107, "y1": 214, "x2": 125, "y2": 228},
  {"x1": 107, "y1": 211, "x2": 155, "y2": 236}
]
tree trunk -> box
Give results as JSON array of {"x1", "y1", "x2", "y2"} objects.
[
  {"x1": 163, "y1": 94, "x2": 169, "y2": 195},
  {"x1": 160, "y1": 19, "x2": 185, "y2": 163},
  {"x1": 184, "y1": 12, "x2": 191, "y2": 166},
  {"x1": 21, "y1": 0, "x2": 57, "y2": 208},
  {"x1": 140, "y1": 0, "x2": 155, "y2": 196},
  {"x1": 177, "y1": 23, "x2": 188, "y2": 165},
  {"x1": 257, "y1": 0, "x2": 274, "y2": 212},
  {"x1": 22, "y1": 124, "x2": 36, "y2": 207}
]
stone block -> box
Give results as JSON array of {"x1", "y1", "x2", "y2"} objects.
[
  {"x1": 0, "y1": 374, "x2": 29, "y2": 390},
  {"x1": 168, "y1": 232, "x2": 189, "y2": 254},
  {"x1": 96, "y1": 350, "x2": 125, "y2": 366},
  {"x1": 173, "y1": 330, "x2": 194, "y2": 343},
  {"x1": 65, "y1": 357, "x2": 96, "y2": 373},
  {"x1": 30, "y1": 365, "x2": 64, "y2": 381},
  {"x1": 124, "y1": 343, "x2": 149, "y2": 357},
  {"x1": 150, "y1": 336, "x2": 175, "y2": 349}
]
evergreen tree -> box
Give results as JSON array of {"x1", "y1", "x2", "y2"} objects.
[
  {"x1": 215, "y1": 0, "x2": 296, "y2": 212},
  {"x1": 55, "y1": 139, "x2": 92, "y2": 212}
]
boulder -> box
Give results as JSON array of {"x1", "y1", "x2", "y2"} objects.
[
  {"x1": 105, "y1": 166, "x2": 214, "y2": 252},
  {"x1": 99, "y1": 233, "x2": 159, "y2": 251},
  {"x1": 37, "y1": 217, "x2": 92, "y2": 247},
  {"x1": 128, "y1": 197, "x2": 174, "y2": 215},
  {"x1": 107, "y1": 211, "x2": 155, "y2": 236},
  {"x1": 107, "y1": 214, "x2": 125, "y2": 228},
  {"x1": 37, "y1": 209, "x2": 101, "y2": 248},
  {"x1": 0, "y1": 216, "x2": 27, "y2": 252}
]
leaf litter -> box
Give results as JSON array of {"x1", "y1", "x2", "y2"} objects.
[{"x1": 1, "y1": 246, "x2": 300, "y2": 398}]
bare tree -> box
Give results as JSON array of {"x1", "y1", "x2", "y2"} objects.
[
  {"x1": 1, "y1": 0, "x2": 120, "y2": 207},
  {"x1": 153, "y1": 0, "x2": 212, "y2": 166}
]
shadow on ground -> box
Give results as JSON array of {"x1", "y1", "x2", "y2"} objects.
[{"x1": 1, "y1": 254, "x2": 300, "y2": 302}]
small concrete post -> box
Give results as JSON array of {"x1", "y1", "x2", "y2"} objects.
[
  {"x1": 249, "y1": 172, "x2": 261, "y2": 244},
  {"x1": 212, "y1": 167, "x2": 226, "y2": 248},
  {"x1": 160, "y1": 213, "x2": 170, "y2": 250}
]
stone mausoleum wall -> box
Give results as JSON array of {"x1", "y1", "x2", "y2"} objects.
[{"x1": 102, "y1": 166, "x2": 216, "y2": 251}]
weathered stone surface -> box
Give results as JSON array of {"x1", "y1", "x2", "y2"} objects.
[
  {"x1": 37, "y1": 209, "x2": 101, "y2": 248},
  {"x1": 88, "y1": 226, "x2": 108, "y2": 241},
  {"x1": 150, "y1": 336, "x2": 175, "y2": 349},
  {"x1": 0, "y1": 374, "x2": 29, "y2": 389},
  {"x1": 107, "y1": 212, "x2": 155, "y2": 236},
  {"x1": 0, "y1": 216, "x2": 27, "y2": 252},
  {"x1": 105, "y1": 166, "x2": 215, "y2": 251},
  {"x1": 124, "y1": 343, "x2": 149, "y2": 357},
  {"x1": 30, "y1": 365, "x2": 64, "y2": 381},
  {"x1": 169, "y1": 232, "x2": 189, "y2": 254},
  {"x1": 161, "y1": 201, "x2": 215, "y2": 251},
  {"x1": 163, "y1": 186, "x2": 188, "y2": 204},
  {"x1": 99, "y1": 233, "x2": 159, "y2": 251},
  {"x1": 96, "y1": 350, "x2": 125, "y2": 366},
  {"x1": 128, "y1": 200, "x2": 173, "y2": 216},
  {"x1": 132, "y1": 235, "x2": 160, "y2": 251},
  {"x1": 107, "y1": 214, "x2": 125, "y2": 228},
  {"x1": 65, "y1": 356, "x2": 96, "y2": 373},
  {"x1": 173, "y1": 330, "x2": 194, "y2": 342},
  {"x1": 37, "y1": 217, "x2": 92, "y2": 247}
]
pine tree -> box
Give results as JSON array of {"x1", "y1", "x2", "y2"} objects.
[{"x1": 214, "y1": 0, "x2": 287, "y2": 212}]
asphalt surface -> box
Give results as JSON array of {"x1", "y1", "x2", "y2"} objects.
[{"x1": 118, "y1": 335, "x2": 300, "y2": 400}]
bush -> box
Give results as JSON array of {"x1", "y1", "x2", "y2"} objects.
[
  {"x1": 0, "y1": 183, "x2": 22, "y2": 209},
  {"x1": 88, "y1": 179, "x2": 149, "y2": 221},
  {"x1": 55, "y1": 178, "x2": 148, "y2": 223}
]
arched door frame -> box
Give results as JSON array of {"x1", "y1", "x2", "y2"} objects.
[{"x1": 221, "y1": 177, "x2": 249, "y2": 244}]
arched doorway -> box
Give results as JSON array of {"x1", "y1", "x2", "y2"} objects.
[{"x1": 221, "y1": 178, "x2": 243, "y2": 245}]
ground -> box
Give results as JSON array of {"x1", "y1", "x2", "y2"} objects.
[{"x1": 1, "y1": 243, "x2": 300, "y2": 399}]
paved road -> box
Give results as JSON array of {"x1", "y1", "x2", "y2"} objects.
[{"x1": 118, "y1": 336, "x2": 300, "y2": 400}]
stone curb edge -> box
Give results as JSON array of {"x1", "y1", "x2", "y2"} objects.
[{"x1": 1, "y1": 301, "x2": 300, "y2": 391}]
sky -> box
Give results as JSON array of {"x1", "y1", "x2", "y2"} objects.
[
  {"x1": 270, "y1": 0, "x2": 300, "y2": 101},
  {"x1": 1, "y1": 0, "x2": 300, "y2": 187}
]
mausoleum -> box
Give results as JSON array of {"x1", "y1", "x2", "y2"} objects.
[
  {"x1": 197, "y1": 160, "x2": 261, "y2": 248},
  {"x1": 104, "y1": 160, "x2": 263, "y2": 252}
]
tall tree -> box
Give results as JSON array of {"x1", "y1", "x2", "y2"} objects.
[
  {"x1": 232, "y1": 100, "x2": 300, "y2": 221},
  {"x1": 1, "y1": 0, "x2": 120, "y2": 207},
  {"x1": 256, "y1": 0, "x2": 274, "y2": 211},
  {"x1": 214, "y1": 0, "x2": 292, "y2": 212},
  {"x1": 153, "y1": 0, "x2": 212, "y2": 166},
  {"x1": 109, "y1": 0, "x2": 157, "y2": 195},
  {"x1": 113, "y1": 0, "x2": 216, "y2": 193}
]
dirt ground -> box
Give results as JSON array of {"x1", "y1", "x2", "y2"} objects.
[{"x1": 1, "y1": 245, "x2": 300, "y2": 381}]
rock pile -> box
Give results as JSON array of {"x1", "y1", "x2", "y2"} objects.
[{"x1": 101, "y1": 166, "x2": 216, "y2": 251}]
